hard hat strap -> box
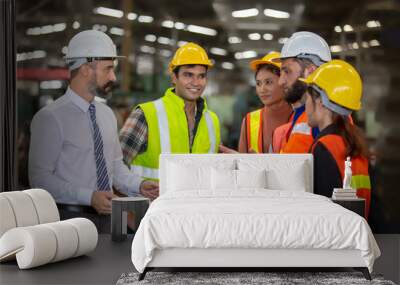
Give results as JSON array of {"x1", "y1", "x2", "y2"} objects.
[
  {"x1": 66, "y1": 57, "x2": 117, "y2": 70},
  {"x1": 66, "y1": 58, "x2": 88, "y2": 70},
  {"x1": 296, "y1": 53, "x2": 326, "y2": 67},
  {"x1": 311, "y1": 84, "x2": 352, "y2": 116}
]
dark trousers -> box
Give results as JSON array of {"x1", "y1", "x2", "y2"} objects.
[{"x1": 57, "y1": 204, "x2": 111, "y2": 234}]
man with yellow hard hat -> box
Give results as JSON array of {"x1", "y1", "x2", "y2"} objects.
[{"x1": 119, "y1": 42, "x2": 221, "y2": 184}]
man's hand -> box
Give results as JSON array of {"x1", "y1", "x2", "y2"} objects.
[
  {"x1": 91, "y1": 191, "x2": 114, "y2": 214},
  {"x1": 219, "y1": 144, "x2": 238, "y2": 154},
  {"x1": 140, "y1": 180, "x2": 159, "y2": 200}
]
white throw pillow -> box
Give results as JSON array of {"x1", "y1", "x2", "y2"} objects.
[
  {"x1": 211, "y1": 168, "x2": 237, "y2": 190},
  {"x1": 237, "y1": 159, "x2": 308, "y2": 191},
  {"x1": 236, "y1": 169, "x2": 267, "y2": 189},
  {"x1": 167, "y1": 162, "x2": 211, "y2": 191}
]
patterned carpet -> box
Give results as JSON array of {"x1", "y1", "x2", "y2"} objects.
[{"x1": 117, "y1": 271, "x2": 396, "y2": 285}]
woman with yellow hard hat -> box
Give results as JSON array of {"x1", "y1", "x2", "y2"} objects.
[
  {"x1": 302, "y1": 59, "x2": 371, "y2": 218},
  {"x1": 220, "y1": 52, "x2": 292, "y2": 153}
]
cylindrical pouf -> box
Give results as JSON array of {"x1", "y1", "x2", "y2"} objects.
[
  {"x1": 65, "y1": 218, "x2": 98, "y2": 257},
  {"x1": 1, "y1": 192, "x2": 39, "y2": 227},
  {"x1": 0, "y1": 226, "x2": 57, "y2": 269},
  {"x1": 24, "y1": 189, "x2": 60, "y2": 223},
  {"x1": 42, "y1": 221, "x2": 79, "y2": 262},
  {"x1": 0, "y1": 196, "x2": 17, "y2": 237}
]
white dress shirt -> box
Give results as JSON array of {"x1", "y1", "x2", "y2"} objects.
[{"x1": 29, "y1": 87, "x2": 142, "y2": 205}]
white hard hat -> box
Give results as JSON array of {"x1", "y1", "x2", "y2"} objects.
[
  {"x1": 65, "y1": 30, "x2": 124, "y2": 69},
  {"x1": 276, "y1": 31, "x2": 331, "y2": 66}
]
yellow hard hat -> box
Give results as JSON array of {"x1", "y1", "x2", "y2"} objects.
[
  {"x1": 300, "y1": 59, "x2": 362, "y2": 111},
  {"x1": 249, "y1": 51, "x2": 281, "y2": 71},
  {"x1": 169, "y1": 42, "x2": 213, "y2": 73}
]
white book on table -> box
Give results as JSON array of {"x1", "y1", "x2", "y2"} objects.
[{"x1": 333, "y1": 188, "x2": 356, "y2": 193}]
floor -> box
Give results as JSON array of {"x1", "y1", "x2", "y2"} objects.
[{"x1": 373, "y1": 234, "x2": 400, "y2": 284}]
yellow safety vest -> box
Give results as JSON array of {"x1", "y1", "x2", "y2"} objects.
[
  {"x1": 246, "y1": 108, "x2": 264, "y2": 153},
  {"x1": 131, "y1": 88, "x2": 220, "y2": 180}
]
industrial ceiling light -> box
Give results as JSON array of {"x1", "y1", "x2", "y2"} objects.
[
  {"x1": 17, "y1": 50, "x2": 47, "y2": 61},
  {"x1": 366, "y1": 20, "x2": 381, "y2": 28},
  {"x1": 248, "y1": 33, "x2": 261, "y2": 40},
  {"x1": 187, "y1": 25, "x2": 217, "y2": 36},
  {"x1": 221, "y1": 62, "x2": 234, "y2": 70},
  {"x1": 110, "y1": 27, "x2": 124, "y2": 36},
  {"x1": 158, "y1": 36, "x2": 174, "y2": 45},
  {"x1": 334, "y1": 26, "x2": 342, "y2": 33},
  {"x1": 93, "y1": 7, "x2": 123, "y2": 18},
  {"x1": 234, "y1": 50, "x2": 257, "y2": 59},
  {"x1": 26, "y1": 23, "x2": 67, "y2": 36},
  {"x1": 140, "y1": 45, "x2": 156, "y2": 54},
  {"x1": 162, "y1": 20, "x2": 174, "y2": 28},
  {"x1": 361, "y1": 41, "x2": 369, "y2": 48},
  {"x1": 263, "y1": 33, "x2": 273, "y2": 40},
  {"x1": 330, "y1": 45, "x2": 342, "y2": 53},
  {"x1": 127, "y1": 13, "x2": 137, "y2": 20},
  {"x1": 138, "y1": 15, "x2": 154, "y2": 23},
  {"x1": 343, "y1": 24, "x2": 353, "y2": 32},
  {"x1": 232, "y1": 8, "x2": 259, "y2": 18},
  {"x1": 160, "y1": 49, "x2": 172, "y2": 57},
  {"x1": 278, "y1": 37, "x2": 288, "y2": 44},
  {"x1": 210, "y1": 47, "x2": 228, "y2": 56},
  {"x1": 228, "y1": 36, "x2": 242, "y2": 44},
  {"x1": 369, "y1": 39, "x2": 380, "y2": 47},
  {"x1": 264, "y1": 8, "x2": 290, "y2": 19},
  {"x1": 72, "y1": 21, "x2": 80, "y2": 29},
  {"x1": 145, "y1": 34, "x2": 157, "y2": 42},
  {"x1": 175, "y1": 22, "x2": 185, "y2": 30}
]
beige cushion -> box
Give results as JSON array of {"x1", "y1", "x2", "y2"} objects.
[{"x1": 0, "y1": 219, "x2": 97, "y2": 269}]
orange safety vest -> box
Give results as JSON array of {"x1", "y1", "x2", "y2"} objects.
[
  {"x1": 272, "y1": 117, "x2": 293, "y2": 153},
  {"x1": 312, "y1": 134, "x2": 371, "y2": 219},
  {"x1": 280, "y1": 111, "x2": 314, "y2": 154}
]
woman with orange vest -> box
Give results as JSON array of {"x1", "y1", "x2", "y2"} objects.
[
  {"x1": 220, "y1": 52, "x2": 292, "y2": 153},
  {"x1": 302, "y1": 60, "x2": 371, "y2": 219}
]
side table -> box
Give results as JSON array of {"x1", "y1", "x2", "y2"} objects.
[
  {"x1": 331, "y1": 197, "x2": 365, "y2": 218},
  {"x1": 111, "y1": 197, "x2": 150, "y2": 241}
]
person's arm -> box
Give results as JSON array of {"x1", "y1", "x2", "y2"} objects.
[
  {"x1": 312, "y1": 142, "x2": 342, "y2": 197},
  {"x1": 28, "y1": 109, "x2": 93, "y2": 205},
  {"x1": 119, "y1": 108, "x2": 148, "y2": 166}
]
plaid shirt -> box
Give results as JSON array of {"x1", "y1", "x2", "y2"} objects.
[
  {"x1": 119, "y1": 108, "x2": 148, "y2": 166},
  {"x1": 119, "y1": 98, "x2": 205, "y2": 166}
]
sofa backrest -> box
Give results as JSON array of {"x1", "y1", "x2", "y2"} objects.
[
  {"x1": 0, "y1": 189, "x2": 60, "y2": 238},
  {"x1": 159, "y1": 154, "x2": 313, "y2": 195}
]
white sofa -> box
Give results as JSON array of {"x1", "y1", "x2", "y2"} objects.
[
  {"x1": 0, "y1": 189, "x2": 98, "y2": 269},
  {"x1": 131, "y1": 154, "x2": 380, "y2": 280}
]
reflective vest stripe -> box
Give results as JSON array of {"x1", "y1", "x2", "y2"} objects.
[
  {"x1": 130, "y1": 165, "x2": 159, "y2": 180},
  {"x1": 154, "y1": 99, "x2": 171, "y2": 153},
  {"x1": 351, "y1": 174, "x2": 371, "y2": 190},
  {"x1": 281, "y1": 111, "x2": 313, "y2": 154},
  {"x1": 204, "y1": 111, "x2": 216, "y2": 153},
  {"x1": 291, "y1": 122, "x2": 311, "y2": 135}
]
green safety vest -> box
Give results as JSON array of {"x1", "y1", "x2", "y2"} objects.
[{"x1": 131, "y1": 88, "x2": 220, "y2": 180}]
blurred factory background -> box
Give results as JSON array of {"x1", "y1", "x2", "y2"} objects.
[{"x1": 2, "y1": 0, "x2": 400, "y2": 232}]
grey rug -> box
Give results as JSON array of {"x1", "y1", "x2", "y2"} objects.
[{"x1": 117, "y1": 271, "x2": 396, "y2": 285}]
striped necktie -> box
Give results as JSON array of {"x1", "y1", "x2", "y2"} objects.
[{"x1": 88, "y1": 104, "x2": 111, "y2": 191}]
